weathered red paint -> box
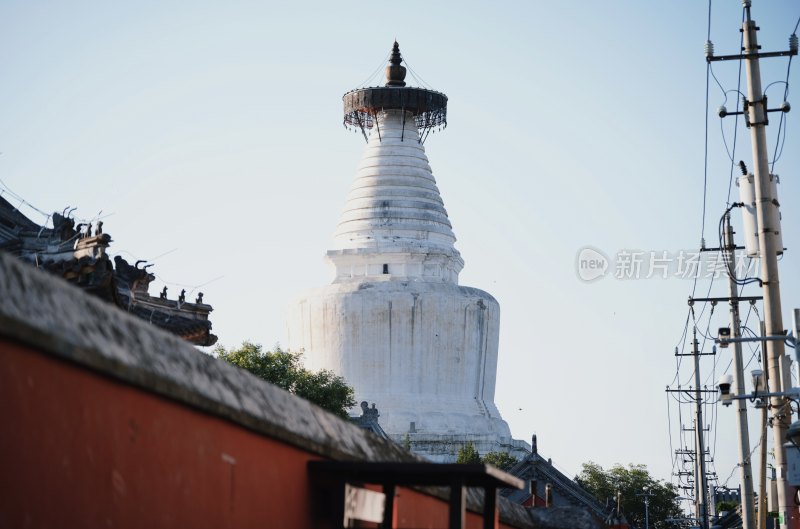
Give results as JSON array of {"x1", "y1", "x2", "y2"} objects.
[
  {"x1": 0, "y1": 339, "x2": 519, "y2": 529},
  {"x1": 394, "y1": 487, "x2": 496, "y2": 529}
]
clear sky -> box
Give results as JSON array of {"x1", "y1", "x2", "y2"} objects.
[{"x1": 2, "y1": 0, "x2": 799, "y2": 504}]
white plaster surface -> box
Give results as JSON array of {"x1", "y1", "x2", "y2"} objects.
[{"x1": 288, "y1": 109, "x2": 513, "y2": 451}]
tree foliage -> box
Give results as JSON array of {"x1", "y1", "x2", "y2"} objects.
[
  {"x1": 215, "y1": 341, "x2": 356, "y2": 418},
  {"x1": 455, "y1": 444, "x2": 519, "y2": 471},
  {"x1": 575, "y1": 462, "x2": 681, "y2": 529},
  {"x1": 716, "y1": 500, "x2": 739, "y2": 513},
  {"x1": 482, "y1": 451, "x2": 519, "y2": 471},
  {"x1": 456, "y1": 442, "x2": 481, "y2": 464}
]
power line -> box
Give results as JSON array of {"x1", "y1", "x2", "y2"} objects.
[
  {"x1": 725, "y1": 8, "x2": 746, "y2": 206},
  {"x1": 769, "y1": 55, "x2": 793, "y2": 171},
  {"x1": 402, "y1": 58, "x2": 434, "y2": 90},
  {"x1": 355, "y1": 51, "x2": 391, "y2": 88}
]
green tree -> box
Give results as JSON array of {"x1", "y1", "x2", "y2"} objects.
[
  {"x1": 456, "y1": 442, "x2": 481, "y2": 464},
  {"x1": 575, "y1": 462, "x2": 681, "y2": 529},
  {"x1": 482, "y1": 451, "x2": 519, "y2": 471},
  {"x1": 716, "y1": 500, "x2": 739, "y2": 513},
  {"x1": 215, "y1": 341, "x2": 356, "y2": 418}
]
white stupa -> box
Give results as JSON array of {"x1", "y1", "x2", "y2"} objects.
[{"x1": 287, "y1": 42, "x2": 528, "y2": 460}]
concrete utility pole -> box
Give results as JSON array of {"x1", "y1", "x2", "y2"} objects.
[
  {"x1": 758, "y1": 321, "x2": 769, "y2": 529},
  {"x1": 637, "y1": 489, "x2": 654, "y2": 529},
  {"x1": 741, "y1": 5, "x2": 791, "y2": 528},
  {"x1": 692, "y1": 329, "x2": 710, "y2": 529},
  {"x1": 723, "y1": 212, "x2": 756, "y2": 529},
  {"x1": 795, "y1": 309, "x2": 800, "y2": 386}
]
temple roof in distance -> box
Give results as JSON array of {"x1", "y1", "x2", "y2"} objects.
[{"x1": 0, "y1": 196, "x2": 217, "y2": 347}]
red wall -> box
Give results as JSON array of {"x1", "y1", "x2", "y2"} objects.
[
  {"x1": 394, "y1": 487, "x2": 492, "y2": 529},
  {"x1": 0, "y1": 339, "x2": 520, "y2": 529}
]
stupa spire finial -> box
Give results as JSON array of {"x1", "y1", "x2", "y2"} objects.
[
  {"x1": 343, "y1": 41, "x2": 447, "y2": 142},
  {"x1": 385, "y1": 41, "x2": 407, "y2": 87}
]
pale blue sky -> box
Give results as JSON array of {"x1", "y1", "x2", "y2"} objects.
[{"x1": 2, "y1": 0, "x2": 799, "y2": 500}]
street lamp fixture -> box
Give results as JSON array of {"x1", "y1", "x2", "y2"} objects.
[
  {"x1": 716, "y1": 369, "x2": 789, "y2": 408},
  {"x1": 717, "y1": 327, "x2": 731, "y2": 348},
  {"x1": 714, "y1": 333, "x2": 796, "y2": 349},
  {"x1": 718, "y1": 374, "x2": 734, "y2": 406}
]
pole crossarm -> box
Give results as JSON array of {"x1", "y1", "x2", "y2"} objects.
[
  {"x1": 717, "y1": 335, "x2": 795, "y2": 346},
  {"x1": 688, "y1": 295, "x2": 762, "y2": 304},
  {"x1": 708, "y1": 49, "x2": 797, "y2": 62},
  {"x1": 722, "y1": 389, "x2": 800, "y2": 404},
  {"x1": 666, "y1": 388, "x2": 717, "y2": 404},
  {"x1": 700, "y1": 246, "x2": 746, "y2": 252}
]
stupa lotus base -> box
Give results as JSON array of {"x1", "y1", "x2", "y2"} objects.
[{"x1": 391, "y1": 432, "x2": 531, "y2": 463}]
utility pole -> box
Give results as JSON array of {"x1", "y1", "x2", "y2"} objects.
[
  {"x1": 741, "y1": 5, "x2": 791, "y2": 527},
  {"x1": 637, "y1": 489, "x2": 654, "y2": 529},
  {"x1": 758, "y1": 321, "x2": 769, "y2": 529},
  {"x1": 794, "y1": 309, "x2": 800, "y2": 386},
  {"x1": 692, "y1": 329, "x2": 710, "y2": 529},
  {"x1": 723, "y1": 212, "x2": 756, "y2": 529},
  {"x1": 669, "y1": 330, "x2": 715, "y2": 529}
]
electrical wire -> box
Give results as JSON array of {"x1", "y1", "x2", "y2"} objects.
[
  {"x1": 722, "y1": 434, "x2": 763, "y2": 488},
  {"x1": 670, "y1": 308, "x2": 693, "y2": 386},
  {"x1": 355, "y1": 51, "x2": 391, "y2": 88},
  {"x1": 402, "y1": 58, "x2": 434, "y2": 90},
  {"x1": 718, "y1": 90, "x2": 746, "y2": 162},
  {"x1": 740, "y1": 303, "x2": 762, "y2": 371},
  {"x1": 725, "y1": 8, "x2": 746, "y2": 206},
  {"x1": 709, "y1": 64, "x2": 728, "y2": 97},
  {"x1": 0, "y1": 178, "x2": 52, "y2": 221},
  {"x1": 702, "y1": 27, "x2": 711, "y2": 239},
  {"x1": 718, "y1": 205, "x2": 761, "y2": 286},
  {"x1": 668, "y1": 392, "x2": 676, "y2": 472},
  {"x1": 769, "y1": 52, "x2": 794, "y2": 171},
  {"x1": 153, "y1": 274, "x2": 224, "y2": 297}
]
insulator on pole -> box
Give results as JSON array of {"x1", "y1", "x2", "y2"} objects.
[
  {"x1": 790, "y1": 34, "x2": 798, "y2": 55},
  {"x1": 705, "y1": 40, "x2": 715, "y2": 59}
]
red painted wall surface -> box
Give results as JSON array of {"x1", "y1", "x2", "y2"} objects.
[
  {"x1": 395, "y1": 487, "x2": 494, "y2": 529},
  {"x1": 0, "y1": 339, "x2": 520, "y2": 529},
  {"x1": 0, "y1": 339, "x2": 321, "y2": 529}
]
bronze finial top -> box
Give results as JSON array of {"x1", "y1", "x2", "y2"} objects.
[
  {"x1": 385, "y1": 41, "x2": 407, "y2": 87},
  {"x1": 343, "y1": 40, "x2": 447, "y2": 139}
]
